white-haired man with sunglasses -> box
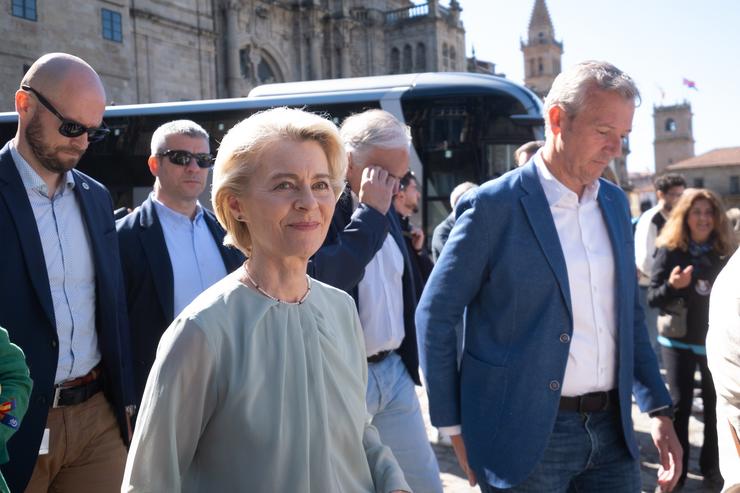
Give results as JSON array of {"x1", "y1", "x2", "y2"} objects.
[
  {"x1": 116, "y1": 120, "x2": 244, "y2": 407},
  {"x1": 0, "y1": 53, "x2": 136, "y2": 492}
]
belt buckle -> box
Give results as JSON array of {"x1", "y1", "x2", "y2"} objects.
[{"x1": 52, "y1": 386, "x2": 64, "y2": 408}]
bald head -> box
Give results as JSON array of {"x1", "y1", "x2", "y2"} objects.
[
  {"x1": 14, "y1": 53, "x2": 108, "y2": 187},
  {"x1": 21, "y1": 53, "x2": 105, "y2": 104}
]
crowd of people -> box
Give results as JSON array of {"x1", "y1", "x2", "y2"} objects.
[{"x1": 0, "y1": 52, "x2": 738, "y2": 493}]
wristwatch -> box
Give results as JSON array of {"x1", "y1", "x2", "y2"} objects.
[{"x1": 649, "y1": 407, "x2": 675, "y2": 420}]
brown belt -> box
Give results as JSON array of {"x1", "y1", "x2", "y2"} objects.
[{"x1": 52, "y1": 365, "x2": 103, "y2": 408}]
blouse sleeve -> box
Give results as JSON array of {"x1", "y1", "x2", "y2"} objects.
[
  {"x1": 647, "y1": 247, "x2": 682, "y2": 309},
  {"x1": 122, "y1": 318, "x2": 218, "y2": 492},
  {"x1": 349, "y1": 308, "x2": 410, "y2": 493}
]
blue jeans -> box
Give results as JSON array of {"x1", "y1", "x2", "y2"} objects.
[
  {"x1": 639, "y1": 285, "x2": 662, "y2": 366},
  {"x1": 366, "y1": 352, "x2": 443, "y2": 493},
  {"x1": 479, "y1": 408, "x2": 640, "y2": 492}
]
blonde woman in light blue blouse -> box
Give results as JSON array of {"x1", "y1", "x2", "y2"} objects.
[{"x1": 122, "y1": 107, "x2": 410, "y2": 493}]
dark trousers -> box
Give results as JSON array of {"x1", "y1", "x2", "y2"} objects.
[{"x1": 661, "y1": 345, "x2": 719, "y2": 481}]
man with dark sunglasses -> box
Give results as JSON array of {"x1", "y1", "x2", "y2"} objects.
[
  {"x1": 0, "y1": 53, "x2": 136, "y2": 492},
  {"x1": 116, "y1": 120, "x2": 244, "y2": 407}
]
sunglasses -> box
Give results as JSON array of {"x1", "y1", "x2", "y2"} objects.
[
  {"x1": 21, "y1": 85, "x2": 110, "y2": 143},
  {"x1": 158, "y1": 149, "x2": 215, "y2": 169}
]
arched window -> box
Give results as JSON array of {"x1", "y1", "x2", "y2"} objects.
[
  {"x1": 403, "y1": 44, "x2": 413, "y2": 73},
  {"x1": 415, "y1": 42, "x2": 426, "y2": 72},
  {"x1": 450, "y1": 46, "x2": 457, "y2": 70},
  {"x1": 529, "y1": 58, "x2": 536, "y2": 77},
  {"x1": 665, "y1": 118, "x2": 677, "y2": 133},
  {"x1": 390, "y1": 47, "x2": 400, "y2": 74},
  {"x1": 442, "y1": 43, "x2": 449, "y2": 70},
  {"x1": 538, "y1": 57, "x2": 544, "y2": 74}
]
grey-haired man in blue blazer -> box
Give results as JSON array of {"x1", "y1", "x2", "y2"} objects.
[{"x1": 417, "y1": 61, "x2": 683, "y2": 492}]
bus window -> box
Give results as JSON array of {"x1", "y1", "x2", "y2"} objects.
[{"x1": 402, "y1": 92, "x2": 540, "y2": 237}]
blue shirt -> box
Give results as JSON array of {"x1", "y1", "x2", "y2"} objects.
[
  {"x1": 151, "y1": 194, "x2": 228, "y2": 316},
  {"x1": 10, "y1": 141, "x2": 101, "y2": 384}
]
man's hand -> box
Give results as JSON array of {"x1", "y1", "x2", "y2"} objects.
[
  {"x1": 358, "y1": 166, "x2": 398, "y2": 215},
  {"x1": 410, "y1": 225, "x2": 425, "y2": 252},
  {"x1": 450, "y1": 434, "x2": 477, "y2": 487},
  {"x1": 651, "y1": 416, "x2": 683, "y2": 492},
  {"x1": 667, "y1": 265, "x2": 693, "y2": 289}
]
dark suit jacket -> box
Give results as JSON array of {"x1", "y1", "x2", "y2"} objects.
[
  {"x1": 116, "y1": 196, "x2": 244, "y2": 404},
  {"x1": 308, "y1": 187, "x2": 421, "y2": 384},
  {"x1": 417, "y1": 160, "x2": 672, "y2": 487},
  {"x1": 0, "y1": 142, "x2": 135, "y2": 492}
]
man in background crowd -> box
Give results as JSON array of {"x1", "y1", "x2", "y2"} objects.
[
  {"x1": 309, "y1": 109, "x2": 443, "y2": 493},
  {"x1": 117, "y1": 120, "x2": 244, "y2": 406},
  {"x1": 634, "y1": 173, "x2": 686, "y2": 362}
]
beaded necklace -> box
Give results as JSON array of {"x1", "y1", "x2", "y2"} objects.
[{"x1": 242, "y1": 262, "x2": 311, "y2": 305}]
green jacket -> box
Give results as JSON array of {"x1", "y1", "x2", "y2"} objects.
[{"x1": 0, "y1": 327, "x2": 32, "y2": 493}]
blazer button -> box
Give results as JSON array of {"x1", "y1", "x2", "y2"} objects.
[
  {"x1": 549, "y1": 380, "x2": 560, "y2": 391},
  {"x1": 51, "y1": 340, "x2": 57, "y2": 348},
  {"x1": 559, "y1": 333, "x2": 570, "y2": 343}
]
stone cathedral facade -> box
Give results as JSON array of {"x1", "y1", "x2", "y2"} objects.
[{"x1": 1, "y1": 0, "x2": 465, "y2": 110}]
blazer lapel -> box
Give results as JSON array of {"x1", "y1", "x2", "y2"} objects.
[
  {"x1": 518, "y1": 164, "x2": 573, "y2": 318},
  {"x1": 0, "y1": 145, "x2": 56, "y2": 329},
  {"x1": 138, "y1": 198, "x2": 175, "y2": 320},
  {"x1": 597, "y1": 184, "x2": 627, "y2": 332}
]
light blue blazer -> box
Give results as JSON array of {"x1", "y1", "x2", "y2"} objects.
[{"x1": 415, "y1": 160, "x2": 671, "y2": 488}]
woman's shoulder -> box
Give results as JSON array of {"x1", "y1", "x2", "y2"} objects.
[{"x1": 308, "y1": 279, "x2": 358, "y2": 319}]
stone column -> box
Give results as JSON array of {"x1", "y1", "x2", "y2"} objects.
[
  {"x1": 340, "y1": 24, "x2": 351, "y2": 77},
  {"x1": 224, "y1": 1, "x2": 242, "y2": 97},
  {"x1": 309, "y1": 28, "x2": 323, "y2": 79}
]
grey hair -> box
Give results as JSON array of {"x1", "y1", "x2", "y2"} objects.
[
  {"x1": 150, "y1": 120, "x2": 209, "y2": 155},
  {"x1": 450, "y1": 181, "x2": 478, "y2": 209},
  {"x1": 339, "y1": 109, "x2": 411, "y2": 165},
  {"x1": 544, "y1": 61, "x2": 640, "y2": 121}
]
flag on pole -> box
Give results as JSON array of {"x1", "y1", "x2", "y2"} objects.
[{"x1": 683, "y1": 78, "x2": 698, "y2": 90}]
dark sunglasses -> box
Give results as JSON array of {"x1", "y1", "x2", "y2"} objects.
[
  {"x1": 158, "y1": 149, "x2": 215, "y2": 169},
  {"x1": 21, "y1": 85, "x2": 110, "y2": 143}
]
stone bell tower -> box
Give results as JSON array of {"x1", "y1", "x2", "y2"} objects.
[{"x1": 521, "y1": 0, "x2": 563, "y2": 99}]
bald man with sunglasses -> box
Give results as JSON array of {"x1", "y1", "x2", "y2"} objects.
[
  {"x1": 0, "y1": 53, "x2": 136, "y2": 492},
  {"x1": 116, "y1": 120, "x2": 244, "y2": 407}
]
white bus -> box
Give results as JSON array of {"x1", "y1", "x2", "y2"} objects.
[{"x1": 0, "y1": 72, "x2": 544, "y2": 235}]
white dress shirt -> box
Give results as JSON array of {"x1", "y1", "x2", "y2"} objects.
[
  {"x1": 534, "y1": 155, "x2": 617, "y2": 396},
  {"x1": 634, "y1": 203, "x2": 665, "y2": 286},
  {"x1": 152, "y1": 194, "x2": 228, "y2": 317},
  {"x1": 10, "y1": 141, "x2": 101, "y2": 384},
  {"x1": 353, "y1": 193, "x2": 406, "y2": 357}
]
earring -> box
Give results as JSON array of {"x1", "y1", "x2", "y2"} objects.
[{"x1": 237, "y1": 215, "x2": 243, "y2": 221}]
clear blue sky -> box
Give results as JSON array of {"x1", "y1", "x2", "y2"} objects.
[{"x1": 455, "y1": 0, "x2": 740, "y2": 173}]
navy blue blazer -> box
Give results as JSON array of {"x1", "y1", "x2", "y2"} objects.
[
  {"x1": 116, "y1": 196, "x2": 244, "y2": 404},
  {"x1": 308, "y1": 187, "x2": 421, "y2": 385},
  {"x1": 0, "y1": 142, "x2": 135, "y2": 492},
  {"x1": 416, "y1": 161, "x2": 672, "y2": 488}
]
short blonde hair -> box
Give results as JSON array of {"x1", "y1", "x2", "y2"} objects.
[{"x1": 212, "y1": 107, "x2": 347, "y2": 255}]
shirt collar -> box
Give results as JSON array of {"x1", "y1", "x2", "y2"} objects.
[
  {"x1": 533, "y1": 151, "x2": 600, "y2": 208},
  {"x1": 9, "y1": 140, "x2": 75, "y2": 197},
  {"x1": 151, "y1": 192, "x2": 204, "y2": 223}
]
